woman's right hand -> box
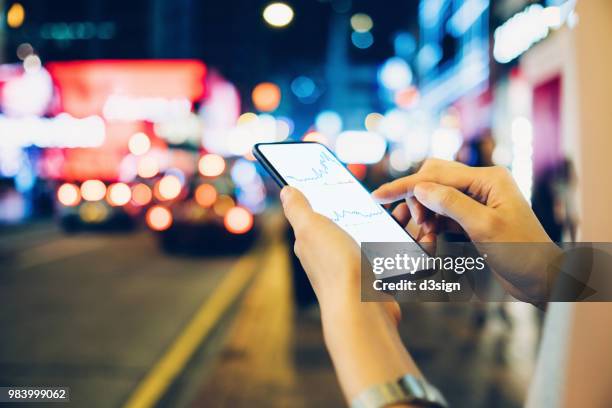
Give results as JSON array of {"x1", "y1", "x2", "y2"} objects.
[{"x1": 372, "y1": 159, "x2": 559, "y2": 303}]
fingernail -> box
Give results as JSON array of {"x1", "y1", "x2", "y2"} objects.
[{"x1": 280, "y1": 186, "x2": 291, "y2": 204}]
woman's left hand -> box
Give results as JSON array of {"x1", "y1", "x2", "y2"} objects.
[
  {"x1": 280, "y1": 186, "x2": 423, "y2": 400},
  {"x1": 280, "y1": 186, "x2": 401, "y2": 323}
]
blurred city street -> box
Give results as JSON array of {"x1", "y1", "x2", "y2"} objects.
[
  {"x1": 1, "y1": 0, "x2": 611, "y2": 406},
  {"x1": 1, "y1": 215, "x2": 538, "y2": 408},
  {"x1": 0, "y1": 220, "x2": 258, "y2": 406}
]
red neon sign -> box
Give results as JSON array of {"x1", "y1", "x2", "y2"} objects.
[{"x1": 46, "y1": 60, "x2": 207, "y2": 118}]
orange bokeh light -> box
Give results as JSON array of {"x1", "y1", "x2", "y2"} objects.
[
  {"x1": 146, "y1": 205, "x2": 173, "y2": 231},
  {"x1": 7, "y1": 3, "x2": 25, "y2": 29},
  {"x1": 252, "y1": 82, "x2": 281, "y2": 112},
  {"x1": 131, "y1": 183, "x2": 152, "y2": 206},
  {"x1": 224, "y1": 207, "x2": 254, "y2": 234},
  {"x1": 57, "y1": 183, "x2": 81, "y2": 207},
  {"x1": 195, "y1": 184, "x2": 217, "y2": 208}
]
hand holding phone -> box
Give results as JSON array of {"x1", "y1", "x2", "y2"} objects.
[{"x1": 253, "y1": 141, "x2": 420, "y2": 246}]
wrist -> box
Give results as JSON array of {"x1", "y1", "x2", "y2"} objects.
[
  {"x1": 320, "y1": 300, "x2": 421, "y2": 401},
  {"x1": 316, "y1": 263, "x2": 362, "y2": 313}
]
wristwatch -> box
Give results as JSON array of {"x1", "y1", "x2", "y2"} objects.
[{"x1": 351, "y1": 375, "x2": 448, "y2": 408}]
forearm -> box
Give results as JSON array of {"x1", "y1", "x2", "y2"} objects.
[{"x1": 320, "y1": 299, "x2": 422, "y2": 403}]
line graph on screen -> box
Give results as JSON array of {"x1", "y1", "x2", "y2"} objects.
[{"x1": 285, "y1": 151, "x2": 354, "y2": 186}]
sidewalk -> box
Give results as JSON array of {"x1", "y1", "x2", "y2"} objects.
[{"x1": 191, "y1": 240, "x2": 344, "y2": 407}]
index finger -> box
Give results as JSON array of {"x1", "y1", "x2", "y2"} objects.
[{"x1": 372, "y1": 159, "x2": 480, "y2": 204}]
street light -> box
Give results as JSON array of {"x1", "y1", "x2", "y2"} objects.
[
  {"x1": 7, "y1": 2, "x2": 25, "y2": 29},
  {"x1": 263, "y1": 2, "x2": 294, "y2": 28}
]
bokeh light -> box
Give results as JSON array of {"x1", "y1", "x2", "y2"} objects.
[
  {"x1": 347, "y1": 164, "x2": 367, "y2": 180},
  {"x1": 291, "y1": 76, "x2": 316, "y2": 99},
  {"x1": 237, "y1": 112, "x2": 258, "y2": 125},
  {"x1": 7, "y1": 3, "x2": 25, "y2": 28},
  {"x1": 16, "y1": 42, "x2": 33, "y2": 60},
  {"x1": 389, "y1": 148, "x2": 411, "y2": 172},
  {"x1": 79, "y1": 202, "x2": 109, "y2": 223},
  {"x1": 157, "y1": 175, "x2": 182, "y2": 200},
  {"x1": 137, "y1": 156, "x2": 159, "y2": 178},
  {"x1": 198, "y1": 154, "x2": 225, "y2": 177},
  {"x1": 195, "y1": 184, "x2": 217, "y2": 208},
  {"x1": 393, "y1": 32, "x2": 417, "y2": 58},
  {"x1": 303, "y1": 131, "x2": 329, "y2": 145},
  {"x1": 57, "y1": 183, "x2": 81, "y2": 207},
  {"x1": 252, "y1": 82, "x2": 281, "y2": 112},
  {"x1": 277, "y1": 116, "x2": 295, "y2": 136},
  {"x1": 23, "y1": 55, "x2": 41, "y2": 73},
  {"x1": 378, "y1": 57, "x2": 413, "y2": 91},
  {"x1": 81, "y1": 180, "x2": 107, "y2": 202},
  {"x1": 350, "y1": 13, "x2": 373, "y2": 32},
  {"x1": 146, "y1": 205, "x2": 173, "y2": 231},
  {"x1": 224, "y1": 207, "x2": 254, "y2": 234},
  {"x1": 263, "y1": 3, "x2": 294, "y2": 28},
  {"x1": 364, "y1": 112, "x2": 384, "y2": 132},
  {"x1": 231, "y1": 159, "x2": 258, "y2": 185},
  {"x1": 128, "y1": 132, "x2": 151, "y2": 156},
  {"x1": 131, "y1": 183, "x2": 152, "y2": 206},
  {"x1": 335, "y1": 131, "x2": 387, "y2": 164},
  {"x1": 351, "y1": 31, "x2": 374, "y2": 49},
  {"x1": 380, "y1": 108, "x2": 411, "y2": 141},
  {"x1": 213, "y1": 194, "x2": 234, "y2": 217},
  {"x1": 394, "y1": 87, "x2": 420, "y2": 109},
  {"x1": 107, "y1": 182, "x2": 131, "y2": 206},
  {"x1": 315, "y1": 110, "x2": 342, "y2": 136},
  {"x1": 275, "y1": 119, "x2": 291, "y2": 140}
]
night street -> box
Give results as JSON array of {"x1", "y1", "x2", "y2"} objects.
[
  {"x1": 0, "y1": 221, "x2": 275, "y2": 407},
  {"x1": 1, "y1": 1, "x2": 611, "y2": 406},
  {"x1": 0, "y1": 220, "x2": 535, "y2": 408}
]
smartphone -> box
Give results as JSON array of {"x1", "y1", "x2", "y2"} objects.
[{"x1": 253, "y1": 141, "x2": 423, "y2": 247}]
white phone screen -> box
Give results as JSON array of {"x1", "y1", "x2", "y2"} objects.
[{"x1": 257, "y1": 142, "x2": 418, "y2": 245}]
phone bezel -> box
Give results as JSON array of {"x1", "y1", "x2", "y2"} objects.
[{"x1": 252, "y1": 141, "x2": 429, "y2": 252}]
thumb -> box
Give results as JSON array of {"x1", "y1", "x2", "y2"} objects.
[
  {"x1": 413, "y1": 182, "x2": 491, "y2": 234},
  {"x1": 280, "y1": 186, "x2": 314, "y2": 231}
]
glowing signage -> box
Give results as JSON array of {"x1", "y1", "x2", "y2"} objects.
[
  {"x1": 46, "y1": 60, "x2": 207, "y2": 118},
  {"x1": 0, "y1": 114, "x2": 105, "y2": 148},
  {"x1": 417, "y1": 0, "x2": 490, "y2": 111},
  {"x1": 493, "y1": 2, "x2": 576, "y2": 64}
]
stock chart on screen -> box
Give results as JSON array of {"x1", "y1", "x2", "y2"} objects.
[{"x1": 258, "y1": 143, "x2": 416, "y2": 245}]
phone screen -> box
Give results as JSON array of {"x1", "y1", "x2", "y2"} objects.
[{"x1": 256, "y1": 142, "x2": 418, "y2": 246}]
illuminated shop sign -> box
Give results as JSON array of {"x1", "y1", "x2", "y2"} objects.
[
  {"x1": 417, "y1": 0, "x2": 490, "y2": 111},
  {"x1": 0, "y1": 114, "x2": 105, "y2": 148},
  {"x1": 493, "y1": 1, "x2": 577, "y2": 63},
  {"x1": 46, "y1": 60, "x2": 207, "y2": 118}
]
